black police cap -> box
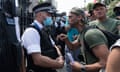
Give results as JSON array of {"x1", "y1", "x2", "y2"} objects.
[{"x1": 32, "y1": 2, "x2": 56, "y2": 14}]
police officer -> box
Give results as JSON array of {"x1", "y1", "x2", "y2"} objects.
[{"x1": 21, "y1": 2, "x2": 64, "y2": 72}]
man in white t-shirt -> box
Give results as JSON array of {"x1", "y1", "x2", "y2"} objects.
[
  {"x1": 21, "y1": 2, "x2": 64, "y2": 72},
  {"x1": 106, "y1": 39, "x2": 120, "y2": 72}
]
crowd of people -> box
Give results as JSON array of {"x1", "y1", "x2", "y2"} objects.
[
  {"x1": 0, "y1": 1, "x2": 120, "y2": 72},
  {"x1": 21, "y1": 2, "x2": 120, "y2": 72}
]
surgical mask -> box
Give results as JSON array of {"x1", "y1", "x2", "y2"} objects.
[
  {"x1": 56, "y1": 17, "x2": 61, "y2": 22},
  {"x1": 43, "y1": 17, "x2": 53, "y2": 26},
  {"x1": 63, "y1": 16, "x2": 67, "y2": 19}
]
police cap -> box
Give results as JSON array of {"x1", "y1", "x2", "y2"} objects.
[{"x1": 32, "y1": 2, "x2": 57, "y2": 14}]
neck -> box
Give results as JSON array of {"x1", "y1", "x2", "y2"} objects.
[
  {"x1": 35, "y1": 18, "x2": 43, "y2": 24},
  {"x1": 98, "y1": 16, "x2": 107, "y2": 22},
  {"x1": 75, "y1": 23, "x2": 85, "y2": 32}
]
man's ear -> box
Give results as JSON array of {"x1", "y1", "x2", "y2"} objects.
[{"x1": 77, "y1": 15, "x2": 82, "y2": 21}]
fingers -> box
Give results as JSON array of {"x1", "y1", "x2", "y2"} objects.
[
  {"x1": 56, "y1": 56, "x2": 64, "y2": 68},
  {"x1": 57, "y1": 34, "x2": 67, "y2": 41},
  {"x1": 70, "y1": 61, "x2": 82, "y2": 72}
]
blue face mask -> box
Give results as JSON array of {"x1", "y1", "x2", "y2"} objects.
[
  {"x1": 56, "y1": 17, "x2": 61, "y2": 22},
  {"x1": 63, "y1": 16, "x2": 67, "y2": 19},
  {"x1": 43, "y1": 17, "x2": 53, "y2": 26}
]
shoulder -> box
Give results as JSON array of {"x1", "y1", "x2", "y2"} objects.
[
  {"x1": 24, "y1": 27, "x2": 39, "y2": 34},
  {"x1": 22, "y1": 27, "x2": 40, "y2": 38},
  {"x1": 108, "y1": 18, "x2": 120, "y2": 23},
  {"x1": 85, "y1": 28, "x2": 103, "y2": 37},
  {"x1": 84, "y1": 28, "x2": 107, "y2": 41},
  {"x1": 84, "y1": 29, "x2": 108, "y2": 48},
  {"x1": 115, "y1": 19, "x2": 120, "y2": 25},
  {"x1": 89, "y1": 20, "x2": 98, "y2": 26},
  {"x1": 108, "y1": 18, "x2": 117, "y2": 21}
]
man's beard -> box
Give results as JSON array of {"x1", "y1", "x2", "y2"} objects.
[{"x1": 70, "y1": 21, "x2": 79, "y2": 28}]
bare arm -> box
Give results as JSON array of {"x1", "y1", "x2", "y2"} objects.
[
  {"x1": 57, "y1": 33, "x2": 81, "y2": 50},
  {"x1": 31, "y1": 53, "x2": 64, "y2": 69},
  {"x1": 85, "y1": 44, "x2": 109, "y2": 71},
  {"x1": 65, "y1": 38, "x2": 80, "y2": 50},
  {"x1": 71, "y1": 44, "x2": 109, "y2": 72},
  {"x1": 106, "y1": 47, "x2": 120, "y2": 72}
]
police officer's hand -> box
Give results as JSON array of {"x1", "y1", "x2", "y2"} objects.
[{"x1": 56, "y1": 56, "x2": 64, "y2": 68}]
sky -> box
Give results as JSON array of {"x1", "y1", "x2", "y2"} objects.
[{"x1": 55, "y1": 0, "x2": 95, "y2": 14}]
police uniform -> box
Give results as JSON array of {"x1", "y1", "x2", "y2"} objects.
[{"x1": 21, "y1": 2, "x2": 58, "y2": 72}]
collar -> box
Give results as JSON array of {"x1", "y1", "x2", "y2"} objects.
[
  {"x1": 33, "y1": 20, "x2": 44, "y2": 30},
  {"x1": 97, "y1": 17, "x2": 109, "y2": 23}
]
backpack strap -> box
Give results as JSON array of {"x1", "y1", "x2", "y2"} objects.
[
  {"x1": 96, "y1": 28, "x2": 120, "y2": 47},
  {"x1": 83, "y1": 26, "x2": 98, "y2": 62}
]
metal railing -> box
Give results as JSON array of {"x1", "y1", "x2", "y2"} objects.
[{"x1": 0, "y1": 0, "x2": 33, "y2": 34}]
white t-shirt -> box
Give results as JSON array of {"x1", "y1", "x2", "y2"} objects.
[
  {"x1": 110, "y1": 39, "x2": 120, "y2": 51},
  {"x1": 21, "y1": 20, "x2": 43, "y2": 54}
]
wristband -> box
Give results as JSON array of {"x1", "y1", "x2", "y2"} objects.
[{"x1": 80, "y1": 64, "x2": 86, "y2": 72}]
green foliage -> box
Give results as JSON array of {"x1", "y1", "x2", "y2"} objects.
[
  {"x1": 98, "y1": 0, "x2": 101, "y2": 2},
  {"x1": 107, "y1": 0, "x2": 120, "y2": 18},
  {"x1": 86, "y1": 3, "x2": 94, "y2": 11},
  {"x1": 39, "y1": 0, "x2": 43, "y2": 3}
]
